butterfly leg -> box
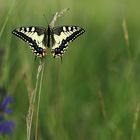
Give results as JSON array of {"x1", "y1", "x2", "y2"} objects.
[
  {"x1": 60, "y1": 55, "x2": 63, "y2": 63},
  {"x1": 34, "y1": 56, "x2": 37, "y2": 61}
]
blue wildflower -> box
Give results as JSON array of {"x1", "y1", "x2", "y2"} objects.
[
  {"x1": 0, "y1": 96, "x2": 13, "y2": 115},
  {"x1": 0, "y1": 95, "x2": 15, "y2": 135},
  {"x1": 0, "y1": 121, "x2": 15, "y2": 135}
]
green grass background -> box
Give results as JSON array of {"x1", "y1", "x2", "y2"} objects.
[{"x1": 0, "y1": 0, "x2": 140, "y2": 139}]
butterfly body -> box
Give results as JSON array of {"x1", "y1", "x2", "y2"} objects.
[{"x1": 12, "y1": 25, "x2": 85, "y2": 59}]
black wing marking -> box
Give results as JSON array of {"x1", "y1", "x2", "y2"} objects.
[
  {"x1": 12, "y1": 27, "x2": 47, "y2": 58},
  {"x1": 51, "y1": 26, "x2": 85, "y2": 58}
]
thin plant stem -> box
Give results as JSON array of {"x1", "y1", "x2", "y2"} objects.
[
  {"x1": 0, "y1": 0, "x2": 15, "y2": 39},
  {"x1": 26, "y1": 63, "x2": 43, "y2": 140},
  {"x1": 35, "y1": 62, "x2": 45, "y2": 140},
  {"x1": 26, "y1": 8, "x2": 68, "y2": 139},
  {"x1": 97, "y1": 90, "x2": 107, "y2": 121}
]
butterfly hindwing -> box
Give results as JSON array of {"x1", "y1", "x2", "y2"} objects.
[
  {"x1": 51, "y1": 26, "x2": 85, "y2": 58},
  {"x1": 12, "y1": 27, "x2": 47, "y2": 57}
]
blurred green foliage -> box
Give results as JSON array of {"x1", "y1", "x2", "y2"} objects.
[{"x1": 0, "y1": 0, "x2": 140, "y2": 139}]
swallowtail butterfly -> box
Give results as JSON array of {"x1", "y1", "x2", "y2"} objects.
[{"x1": 12, "y1": 24, "x2": 85, "y2": 59}]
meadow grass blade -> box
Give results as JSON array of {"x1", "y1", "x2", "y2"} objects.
[
  {"x1": 49, "y1": 8, "x2": 69, "y2": 28},
  {"x1": 131, "y1": 103, "x2": 140, "y2": 140},
  {"x1": 122, "y1": 18, "x2": 131, "y2": 59},
  {"x1": 0, "y1": 0, "x2": 15, "y2": 39}
]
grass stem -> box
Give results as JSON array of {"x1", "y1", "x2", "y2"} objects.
[
  {"x1": 35, "y1": 62, "x2": 44, "y2": 140},
  {"x1": 26, "y1": 62, "x2": 43, "y2": 140}
]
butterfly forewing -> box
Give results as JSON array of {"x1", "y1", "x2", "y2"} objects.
[
  {"x1": 51, "y1": 26, "x2": 85, "y2": 58},
  {"x1": 12, "y1": 27, "x2": 47, "y2": 58}
]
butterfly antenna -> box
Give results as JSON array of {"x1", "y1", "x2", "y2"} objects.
[
  {"x1": 34, "y1": 56, "x2": 37, "y2": 61},
  {"x1": 43, "y1": 14, "x2": 49, "y2": 27}
]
